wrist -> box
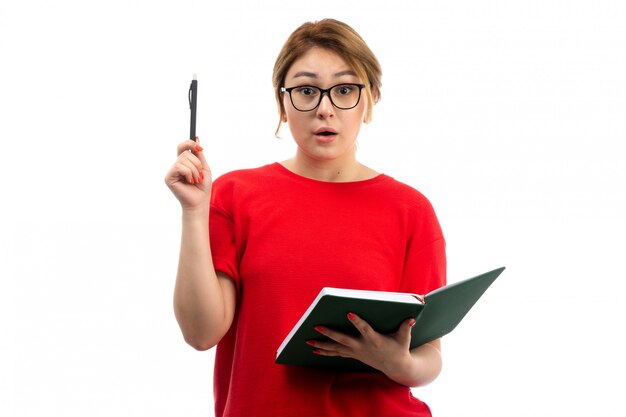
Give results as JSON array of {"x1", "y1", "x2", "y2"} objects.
[
  {"x1": 382, "y1": 351, "x2": 416, "y2": 384},
  {"x1": 181, "y1": 205, "x2": 210, "y2": 221},
  {"x1": 386, "y1": 344, "x2": 442, "y2": 387}
]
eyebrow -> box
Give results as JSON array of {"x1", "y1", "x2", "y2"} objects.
[{"x1": 292, "y1": 69, "x2": 358, "y2": 79}]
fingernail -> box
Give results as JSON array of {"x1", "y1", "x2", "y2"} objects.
[
  {"x1": 198, "y1": 175, "x2": 203, "y2": 184},
  {"x1": 190, "y1": 177, "x2": 195, "y2": 184},
  {"x1": 409, "y1": 319, "x2": 417, "y2": 327},
  {"x1": 314, "y1": 325, "x2": 324, "y2": 333},
  {"x1": 199, "y1": 172, "x2": 204, "y2": 181},
  {"x1": 312, "y1": 349, "x2": 322, "y2": 355},
  {"x1": 305, "y1": 340, "x2": 316, "y2": 347},
  {"x1": 347, "y1": 312, "x2": 356, "y2": 321},
  {"x1": 195, "y1": 144, "x2": 203, "y2": 152}
]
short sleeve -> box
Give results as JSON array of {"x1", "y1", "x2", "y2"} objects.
[
  {"x1": 401, "y1": 237, "x2": 446, "y2": 295},
  {"x1": 399, "y1": 193, "x2": 447, "y2": 295}
]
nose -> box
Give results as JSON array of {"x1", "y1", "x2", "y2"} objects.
[{"x1": 316, "y1": 92, "x2": 335, "y2": 118}]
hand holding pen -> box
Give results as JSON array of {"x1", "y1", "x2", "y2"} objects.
[{"x1": 164, "y1": 74, "x2": 212, "y2": 212}]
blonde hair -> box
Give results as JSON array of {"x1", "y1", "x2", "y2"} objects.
[{"x1": 272, "y1": 19, "x2": 382, "y2": 135}]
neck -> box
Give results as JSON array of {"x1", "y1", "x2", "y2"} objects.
[{"x1": 282, "y1": 152, "x2": 377, "y2": 183}]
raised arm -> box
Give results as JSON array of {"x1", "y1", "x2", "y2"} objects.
[{"x1": 165, "y1": 139, "x2": 237, "y2": 350}]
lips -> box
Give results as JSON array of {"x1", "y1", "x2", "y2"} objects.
[{"x1": 313, "y1": 127, "x2": 337, "y2": 140}]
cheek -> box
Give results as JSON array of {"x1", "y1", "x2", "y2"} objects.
[
  {"x1": 351, "y1": 108, "x2": 367, "y2": 129},
  {"x1": 285, "y1": 113, "x2": 308, "y2": 138}
]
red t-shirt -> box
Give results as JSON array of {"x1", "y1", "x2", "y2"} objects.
[{"x1": 209, "y1": 163, "x2": 446, "y2": 417}]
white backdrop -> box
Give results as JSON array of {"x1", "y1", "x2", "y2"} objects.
[{"x1": 1, "y1": 1, "x2": 625, "y2": 416}]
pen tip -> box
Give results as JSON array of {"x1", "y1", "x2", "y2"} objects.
[{"x1": 192, "y1": 73, "x2": 197, "y2": 80}]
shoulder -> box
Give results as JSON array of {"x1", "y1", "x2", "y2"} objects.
[
  {"x1": 377, "y1": 178, "x2": 446, "y2": 261},
  {"x1": 212, "y1": 163, "x2": 281, "y2": 194},
  {"x1": 377, "y1": 175, "x2": 435, "y2": 211},
  {"x1": 213, "y1": 163, "x2": 278, "y2": 185},
  {"x1": 211, "y1": 163, "x2": 286, "y2": 210},
  {"x1": 377, "y1": 175, "x2": 443, "y2": 236}
]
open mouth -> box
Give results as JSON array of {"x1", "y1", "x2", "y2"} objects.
[{"x1": 314, "y1": 128, "x2": 338, "y2": 138}]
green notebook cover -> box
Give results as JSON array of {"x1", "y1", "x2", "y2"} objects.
[{"x1": 275, "y1": 267, "x2": 505, "y2": 371}]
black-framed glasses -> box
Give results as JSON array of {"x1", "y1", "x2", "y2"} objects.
[{"x1": 281, "y1": 83, "x2": 366, "y2": 112}]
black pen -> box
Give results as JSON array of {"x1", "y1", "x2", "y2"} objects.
[{"x1": 189, "y1": 74, "x2": 198, "y2": 141}]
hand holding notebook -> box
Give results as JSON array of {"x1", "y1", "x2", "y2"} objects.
[{"x1": 276, "y1": 267, "x2": 505, "y2": 371}]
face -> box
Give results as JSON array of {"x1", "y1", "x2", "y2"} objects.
[{"x1": 282, "y1": 47, "x2": 368, "y2": 165}]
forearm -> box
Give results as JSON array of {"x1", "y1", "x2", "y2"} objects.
[
  {"x1": 174, "y1": 209, "x2": 231, "y2": 350},
  {"x1": 384, "y1": 340, "x2": 442, "y2": 387}
]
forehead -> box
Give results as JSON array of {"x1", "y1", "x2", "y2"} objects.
[{"x1": 285, "y1": 47, "x2": 357, "y2": 81}]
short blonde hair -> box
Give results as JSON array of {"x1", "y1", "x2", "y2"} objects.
[{"x1": 272, "y1": 19, "x2": 382, "y2": 135}]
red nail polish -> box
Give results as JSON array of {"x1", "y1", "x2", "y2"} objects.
[
  {"x1": 347, "y1": 312, "x2": 356, "y2": 320},
  {"x1": 312, "y1": 349, "x2": 321, "y2": 355},
  {"x1": 409, "y1": 319, "x2": 417, "y2": 327},
  {"x1": 314, "y1": 326, "x2": 324, "y2": 333},
  {"x1": 305, "y1": 340, "x2": 316, "y2": 347},
  {"x1": 190, "y1": 177, "x2": 195, "y2": 184},
  {"x1": 195, "y1": 144, "x2": 203, "y2": 152}
]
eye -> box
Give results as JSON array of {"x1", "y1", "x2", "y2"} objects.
[
  {"x1": 295, "y1": 86, "x2": 319, "y2": 97},
  {"x1": 335, "y1": 85, "x2": 354, "y2": 96}
]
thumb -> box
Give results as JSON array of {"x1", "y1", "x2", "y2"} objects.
[{"x1": 398, "y1": 317, "x2": 417, "y2": 346}]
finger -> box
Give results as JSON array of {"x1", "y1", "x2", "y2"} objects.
[
  {"x1": 311, "y1": 347, "x2": 349, "y2": 358},
  {"x1": 178, "y1": 158, "x2": 201, "y2": 184},
  {"x1": 166, "y1": 162, "x2": 194, "y2": 186},
  {"x1": 308, "y1": 337, "x2": 353, "y2": 350},
  {"x1": 173, "y1": 149, "x2": 205, "y2": 183},
  {"x1": 179, "y1": 149, "x2": 204, "y2": 172},
  {"x1": 396, "y1": 317, "x2": 417, "y2": 347},
  {"x1": 182, "y1": 137, "x2": 210, "y2": 174},
  {"x1": 314, "y1": 325, "x2": 358, "y2": 348},
  {"x1": 193, "y1": 143, "x2": 210, "y2": 173},
  {"x1": 176, "y1": 139, "x2": 202, "y2": 156},
  {"x1": 307, "y1": 340, "x2": 352, "y2": 358},
  {"x1": 346, "y1": 313, "x2": 376, "y2": 340}
]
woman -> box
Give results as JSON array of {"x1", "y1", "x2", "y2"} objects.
[{"x1": 165, "y1": 18, "x2": 446, "y2": 417}]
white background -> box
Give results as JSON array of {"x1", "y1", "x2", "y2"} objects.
[{"x1": 1, "y1": 1, "x2": 624, "y2": 416}]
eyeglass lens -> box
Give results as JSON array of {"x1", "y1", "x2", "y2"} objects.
[{"x1": 290, "y1": 84, "x2": 361, "y2": 111}]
